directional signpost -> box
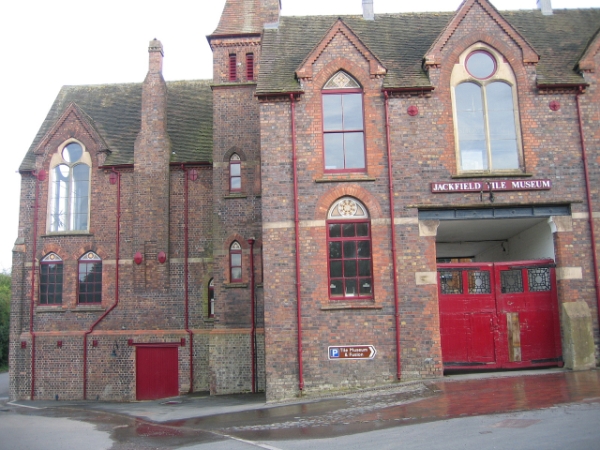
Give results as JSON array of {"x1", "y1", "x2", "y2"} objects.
[{"x1": 328, "y1": 345, "x2": 377, "y2": 360}]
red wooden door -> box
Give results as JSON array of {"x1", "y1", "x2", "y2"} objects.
[
  {"x1": 438, "y1": 264, "x2": 497, "y2": 367},
  {"x1": 495, "y1": 261, "x2": 562, "y2": 366},
  {"x1": 438, "y1": 260, "x2": 561, "y2": 370},
  {"x1": 136, "y1": 346, "x2": 179, "y2": 400}
]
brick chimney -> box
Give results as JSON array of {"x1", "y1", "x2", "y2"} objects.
[
  {"x1": 363, "y1": 0, "x2": 374, "y2": 20},
  {"x1": 537, "y1": 0, "x2": 553, "y2": 15},
  {"x1": 133, "y1": 39, "x2": 172, "y2": 291}
]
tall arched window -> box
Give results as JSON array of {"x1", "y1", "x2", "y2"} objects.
[
  {"x1": 40, "y1": 253, "x2": 63, "y2": 305},
  {"x1": 208, "y1": 278, "x2": 215, "y2": 318},
  {"x1": 229, "y1": 153, "x2": 241, "y2": 192},
  {"x1": 49, "y1": 141, "x2": 91, "y2": 232},
  {"x1": 322, "y1": 71, "x2": 366, "y2": 172},
  {"x1": 327, "y1": 197, "x2": 373, "y2": 299},
  {"x1": 78, "y1": 251, "x2": 102, "y2": 304},
  {"x1": 451, "y1": 45, "x2": 522, "y2": 173},
  {"x1": 230, "y1": 241, "x2": 242, "y2": 282}
]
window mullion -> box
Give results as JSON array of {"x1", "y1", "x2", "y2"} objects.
[{"x1": 481, "y1": 84, "x2": 493, "y2": 172}]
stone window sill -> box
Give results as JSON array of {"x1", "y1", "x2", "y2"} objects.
[
  {"x1": 224, "y1": 193, "x2": 248, "y2": 199},
  {"x1": 36, "y1": 306, "x2": 65, "y2": 313},
  {"x1": 73, "y1": 305, "x2": 106, "y2": 312},
  {"x1": 224, "y1": 282, "x2": 249, "y2": 289},
  {"x1": 321, "y1": 302, "x2": 381, "y2": 311},
  {"x1": 315, "y1": 175, "x2": 376, "y2": 183},
  {"x1": 452, "y1": 172, "x2": 533, "y2": 179}
]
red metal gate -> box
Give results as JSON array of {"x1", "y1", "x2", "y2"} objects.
[
  {"x1": 437, "y1": 260, "x2": 562, "y2": 370},
  {"x1": 136, "y1": 346, "x2": 179, "y2": 400}
]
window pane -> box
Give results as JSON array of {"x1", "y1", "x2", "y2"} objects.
[
  {"x1": 72, "y1": 165, "x2": 90, "y2": 231},
  {"x1": 356, "y1": 223, "x2": 369, "y2": 236},
  {"x1": 231, "y1": 267, "x2": 242, "y2": 280},
  {"x1": 330, "y1": 280, "x2": 343, "y2": 296},
  {"x1": 486, "y1": 82, "x2": 514, "y2": 112},
  {"x1": 460, "y1": 140, "x2": 488, "y2": 171},
  {"x1": 342, "y1": 94, "x2": 363, "y2": 130},
  {"x1": 358, "y1": 259, "x2": 371, "y2": 276},
  {"x1": 528, "y1": 268, "x2": 551, "y2": 292},
  {"x1": 466, "y1": 52, "x2": 496, "y2": 79},
  {"x1": 491, "y1": 139, "x2": 519, "y2": 170},
  {"x1": 323, "y1": 95, "x2": 343, "y2": 130},
  {"x1": 345, "y1": 279, "x2": 357, "y2": 296},
  {"x1": 357, "y1": 241, "x2": 371, "y2": 258},
  {"x1": 344, "y1": 132, "x2": 366, "y2": 169},
  {"x1": 62, "y1": 143, "x2": 83, "y2": 163},
  {"x1": 342, "y1": 223, "x2": 355, "y2": 237},
  {"x1": 329, "y1": 241, "x2": 342, "y2": 259},
  {"x1": 344, "y1": 260, "x2": 357, "y2": 277},
  {"x1": 230, "y1": 177, "x2": 241, "y2": 190},
  {"x1": 343, "y1": 241, "x2": 356, "y2": 258},
  {"x1": 456, "y1": 83, "x2": 483, "y2": 113},
  {"x1": 230, "y1": 163, "x2": 241, "y2": 176},
  {"x1": 324, "y1": 133, "x2": 344, "y2": 170},
  {"x1": 329, "y1": 224, "x2": 341, "y2": 238},
  {"x1": 330, "y1": 260, "x2": 343, "y2": 278},
  {"x1": 231, "y1": 254, "x2": 241, "y2": 266},
  {"x1": 359, "y1": 278, "x2": 372, "y2": 295}
]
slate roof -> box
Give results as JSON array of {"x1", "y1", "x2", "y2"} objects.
[
  {"x1": 20, "y1": 80, "x2": 213, "y2": 172},
  {"x1": 211, "y1": 0, "x2": 280, "y2": 36},
  {"x1": 257, "y1": 8, "x2": 600, "y2": 94}
]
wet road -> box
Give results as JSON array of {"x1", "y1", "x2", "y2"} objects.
[{"x1": 1, "y1": 370, "x2": 599, "y2": 449}]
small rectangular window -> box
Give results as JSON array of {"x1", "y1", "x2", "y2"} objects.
[
  {"x1": 229, "y1": 54, "x2": 237, "y2": 81},
  {"x1": 246, "y1": 53, "x2": 254, "y2": 81}
]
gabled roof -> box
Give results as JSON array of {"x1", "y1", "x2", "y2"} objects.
[
  {"x1": 20, "y1": 80, "x2": 213, "y2": 172},
  {"x1": 295, "y1": 19, "x2": 386, "y2": 80},
  {"x1": 257, "y1": 8, "x2": 600, "y2": 95},
  {"x1": 425, "y1": 0, "x2": 538, "y2": 66}
]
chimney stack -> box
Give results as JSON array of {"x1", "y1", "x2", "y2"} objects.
[
  {"x1": 537, "y1": 0, "x2": 553, "y2": 15},
  {"x1": 148, "y1": 39, "x2": 164, "y2": 74},
  {"x1": 363, "y1": 0, "x2": 374, "y2": 21}
]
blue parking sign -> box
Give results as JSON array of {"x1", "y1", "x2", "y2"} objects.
[{"x1": 329, "y1": 348, "x2": 339, "y2": 358}]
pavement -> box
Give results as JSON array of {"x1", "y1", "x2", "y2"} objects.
[
  {"x1": 1, "y1": 368, "x2": 600, "y2": 449},
  {"x1": 4, "y1": 367, "x2": 599, "y2": 424}
]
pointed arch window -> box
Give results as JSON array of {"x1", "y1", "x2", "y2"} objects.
[
  {"x1": 40, "y1": 253, "x2": 63, "y2": 305},
  {"x1": 229, "y1": 153, "x2": 241, "y2": 192},
  {"x1": 208, "y1": 278, "x2": 215, "y2": 318},
  {"x1": 322, "y1": 71, "x2": 366, "y2": 172},
  {"x1": 78, "y1": 251, "x2": 102, "y2": 304},
  {"x1": 49, "y1": 141, "x2": 91, "y2": 232},
  {"x1": 452, "y1": 46, "x2": 522, "y2": 173},
  {"x1": 327, "y1": 197, "x2": 373, "y2": 299},
  {"x1": 230, "y1": 241, "x2": 242, "y2": 282}
]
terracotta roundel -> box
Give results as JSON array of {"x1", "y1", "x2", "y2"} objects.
[{"x1": 328, "y1": 197, "x2": 368, "y2": 219}]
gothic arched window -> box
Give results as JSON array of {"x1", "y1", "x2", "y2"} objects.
[
  {"x1": 48, "y1": 141, "x2": 91, "y2": 232},
  {"x1": 322, "y1": 71, "x2": 366, "y2": 172},
  {"x1": 327, "y1": 197, "x2": 373, "y2": 299},
  {"x1": 452, "y1": 45, "x2": 522, "y2": 173}
]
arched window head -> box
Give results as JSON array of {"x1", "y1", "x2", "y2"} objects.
[
  {"x1": 48, "y1": 140, "x2": 91, "y2": 232},
  {"x1": 451, "y1": 45, "x2": 522, "y2": 173},
  {"x1": 40, "y1": 253, "x2": 63, "y2": 305},
  {"x1": 322, "y1": 71, "x2": 366, "y2": 172},
  {"x1": 327, "y1": 197, "x2": 373, "y2": 299},
  {"x1": 230, "y1": 241, "x2": 242, "y2": 282},
  {"x1": 229, "y1": 153, "x2": 241, "y2": 192},
  {"x1": 78, "y1": 251, "x2": 102, "y2": 304},
  {"x1": 208, "y1": 278, "x2": 215, "y2": 318}
]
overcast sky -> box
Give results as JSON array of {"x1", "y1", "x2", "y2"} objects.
[{"x1": 0, "y1": 0, "x2": 597, "y2": 272}]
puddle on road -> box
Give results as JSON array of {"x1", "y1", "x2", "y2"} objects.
[{"x1": 8, "y1": 370, "x2": 599, "y2": 446}]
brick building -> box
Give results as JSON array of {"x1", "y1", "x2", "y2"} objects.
[{"x1": 10, "y1": 0, "x2": 600, "y2": 402}]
